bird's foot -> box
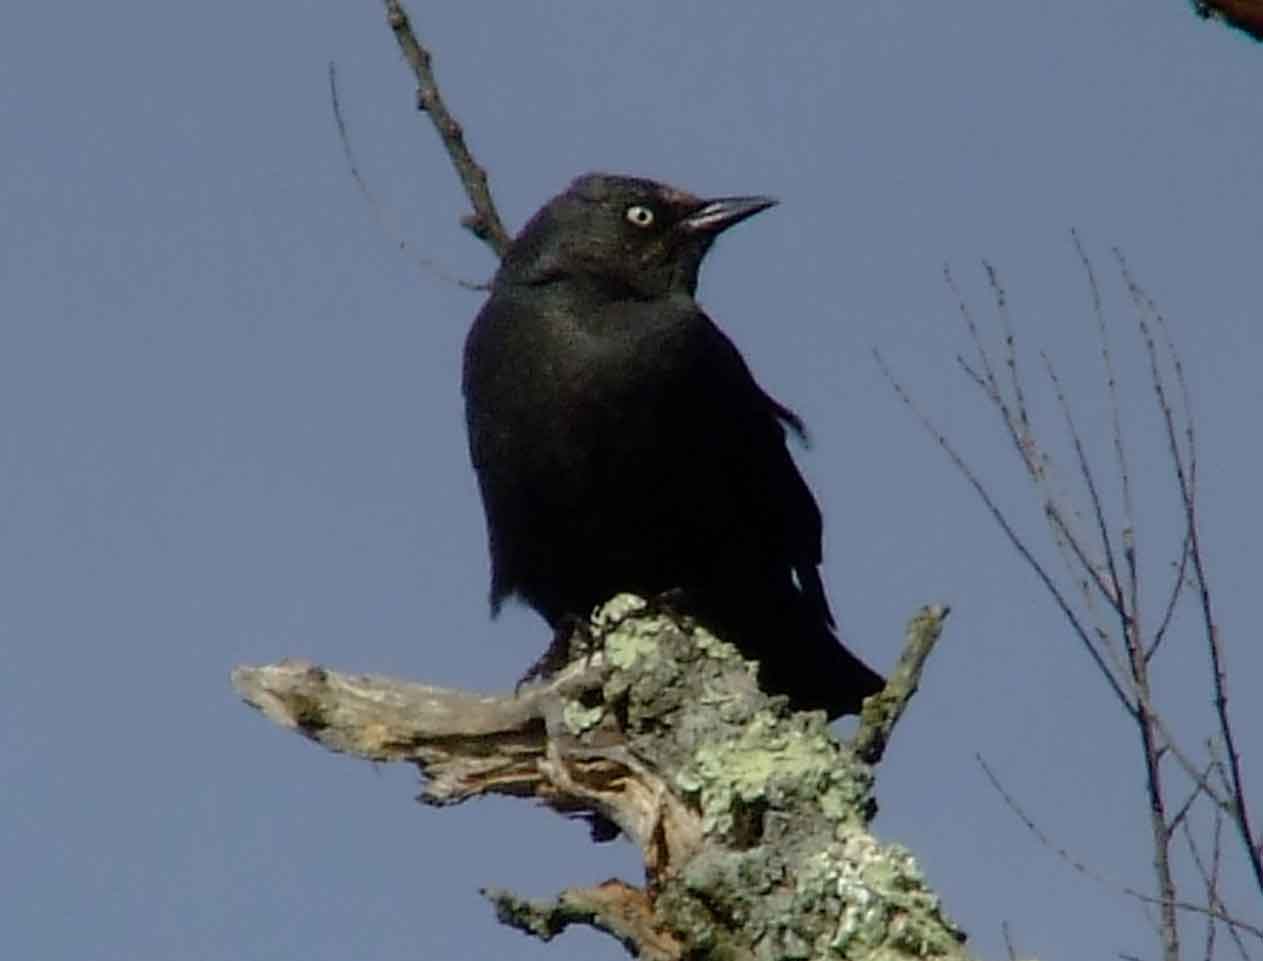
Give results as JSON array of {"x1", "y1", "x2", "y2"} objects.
[
  {"x1": 644, "y1": 587, "x2": 691, "y2": 620},
  {"x1": 515, "y1": 614, "x2": 598, "y2": 692}
]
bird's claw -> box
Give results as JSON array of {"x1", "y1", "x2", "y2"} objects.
[{"x1": 515, "y1": 614, "x2": 598, "y2": 692}]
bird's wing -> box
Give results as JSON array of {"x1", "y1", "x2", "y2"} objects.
[{"x1": 659, "y1": 308, "x2": 835, "y2": 625}]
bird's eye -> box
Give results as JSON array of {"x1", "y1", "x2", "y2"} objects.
[{"x1": 625, "y1": 204, "x2": 655, "y2": 228}]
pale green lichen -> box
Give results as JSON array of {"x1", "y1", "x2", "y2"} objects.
[
  {"x1": 677, "y1": 711, "x2": 871, "y2": 838},
  {"x1": 597, "y1": 597, "x2": 668, "y2": 671},
  {"x1": 689, "y1": 620, "x2": 745, "y2": 661},
  {"x1": 590, "y1": 592, "x2": 647, "y2": 630},
  {"x1": 561, "y1": 699, "x2": 605, "y2": 734},
  {"x1": 797, "y1": 837, "x2": 965, "y2": 958},
  {"x1": 574, "y1": 596, "x2": 969, "y2": 960}
]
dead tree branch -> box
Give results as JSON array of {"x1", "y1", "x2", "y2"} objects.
[
  {"x1": 382, "y1": 0, "x2": 510, "y2": 256},
  {"x1": 853, "y1": 604, "x2": 950, "y2": 763},
  {"x1": 234, "y1": 596, "x2": 969, "y2": 960}
]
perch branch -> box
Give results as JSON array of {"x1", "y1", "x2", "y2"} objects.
[{"x1": 235, "y1": 597, "x2": 969, "y2": 960}]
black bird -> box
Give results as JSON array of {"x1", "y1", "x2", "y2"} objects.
[{"x1": 462, "y1": 173, "x2": 883, "y2": 718}]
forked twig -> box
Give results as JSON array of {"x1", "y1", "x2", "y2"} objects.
[
  {"x1": 874, "y1": 347, "x2": 1135, "y2": 713},
  {"x1": 887, "y1": 243, "x2": 1260, "y2": 960},
  {"x1": 1116, "y1": 251, "x2": 1263, "y2": 897}
]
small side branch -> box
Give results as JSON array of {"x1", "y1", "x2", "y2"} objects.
[
  {"x1": 853, "y1": 604, "x2": 950, "y2": 764},
  {"x1": 483, "y1": 882, "x2": 683, "y2": 961}
]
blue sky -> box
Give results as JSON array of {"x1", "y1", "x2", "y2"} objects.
[{"x1": 2, "y1": 2, "x2": 1260, "y2": 959}]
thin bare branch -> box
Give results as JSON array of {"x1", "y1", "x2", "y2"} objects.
[
  {"x1": 978, "y1": 755, "x2": 1263, "y2": 944},
  {"x1": 1147, "y1": 708, "x2": 1233, "y2": 814},
  {"x1": 1168, "y1": 761, "x2": 1217, "y2": 836},
  {"x1": 1147, "y1": 529, "x2": 1192, "y2": 662},
  {"x1": 1001, "y1": 920, "x2": 1019, "y2": 961},
  {"x1": 328, "y1": 63, "x2": 488, "y2": 291},
  {"x1": 876, "y1": 348, "x2": 1137, "y2": 714},
  {"x1": 1074, "y1": 234, "x2": 1146, "y2": 669},
  {"x1": 1184, "y1": 810, "x2": 1255, "y2": 961},
  {"x1": 945, "y1": 268, "x2": 1005, "y2": 415},
  {"x1": 930, "y1": 247, "x2": 1259, "y2": 958},
  {"x1": 1040, "y1": 351, "x2": 1128, "y2": 623},
  {"x1": 1117, "y1": 251, "x2": 1263, "y2": 895},
  {"x1": 1205, "y1": 819, "x2": 1222, "y2": 961},
  {"x1": 946, "y1": 266, "x2": 1036, "y2": 476},
  {"x1": 953, "y1": 263, "x2": 1133, "y2": 692},
  {"x1": 1137, "y1": 264, "x2": 1199, "y2": 663},
  {"x1": 1134, "y1": 692, "x2": 1181, "y2": 961},
  {"x1": 383, "y1": 0, "x2": 511, "y2": 256},
  {"x1": 984, "y1": 262, "x2": 1038, "y2": 469}
]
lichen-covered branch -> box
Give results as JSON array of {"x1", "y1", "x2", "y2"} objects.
[
  {"x1": 853, "y1": 604, "x2": 950, "y2": 764},
  {"x1": 234, "y1": 596, "x2": 973, "y2": 960}
]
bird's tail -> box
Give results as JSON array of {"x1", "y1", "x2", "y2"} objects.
[
  {"x1": 754, "y1": 615, "x2": 885, "y2": 719},
  {"x1": 695, "y1": 589, "x2": 885, "y2": 720}
]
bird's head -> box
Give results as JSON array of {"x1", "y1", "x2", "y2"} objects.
[{"x1": 496, "y1": 173, "x2": 777, "y2": 300}]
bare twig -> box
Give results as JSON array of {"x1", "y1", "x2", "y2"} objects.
[
  {"x1": 1182, "y1": 811, "x2": 1252, "y2": 961},
  {"x1": 1001, "y1": 920, "x2": 1019, "y2": 961},
  {"x1": 1040, "y1": 352, "x2": 1127, "y2": 624},
  {"x1": 1148, "y1": 528, "x2": 1192, "y2": 662},
  {"x1": 1117, "y1": 252, "x2": 1263, "y2": 896},
  {"x1": 901, "y1": 248, "x2": 1261, "y2": 960},
  {"x1": 382, "y1": 0, "x2": 510, "y2": 256},
  {"x1": 328, "y1": 63, "x2": 488, "y2": 291},
  {"x1": 1134, "y1": 669, "x2": 1181, "y2": 961},
  {"x1": 953, "y1": 267, "x2": 1137, "y2": 699},
  {"x1": 985, "y1": 263, "x2": 1037, "y2": 468},
  {"x1": 947, "y1": 266, "x2": 1038, "y2": 478},
  {"x1": 977, "y1": 755, "x2": 1263, "y2": 943},
  {"x1": 1168, "y1": 762, "x2": 1218, "y2": 836},
  {"x1": 874, "y1": 348, "x2": 1136, "y2": 713},
  {"x1": 1080, "y1": 273, "x2": 1184, "y2": 960}
]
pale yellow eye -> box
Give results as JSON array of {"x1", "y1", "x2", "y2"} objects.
[{"x1": 625, "y1": 204, "x2": 655, "y2": 228}]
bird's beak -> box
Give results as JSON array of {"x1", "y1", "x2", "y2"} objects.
[{"x1": 680, "y1": 195, "x2": 778, "y2": 235}]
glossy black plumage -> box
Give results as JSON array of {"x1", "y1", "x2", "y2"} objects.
[{"x1": 462, "y1": 173, "x2": 883, "y2": 718}]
